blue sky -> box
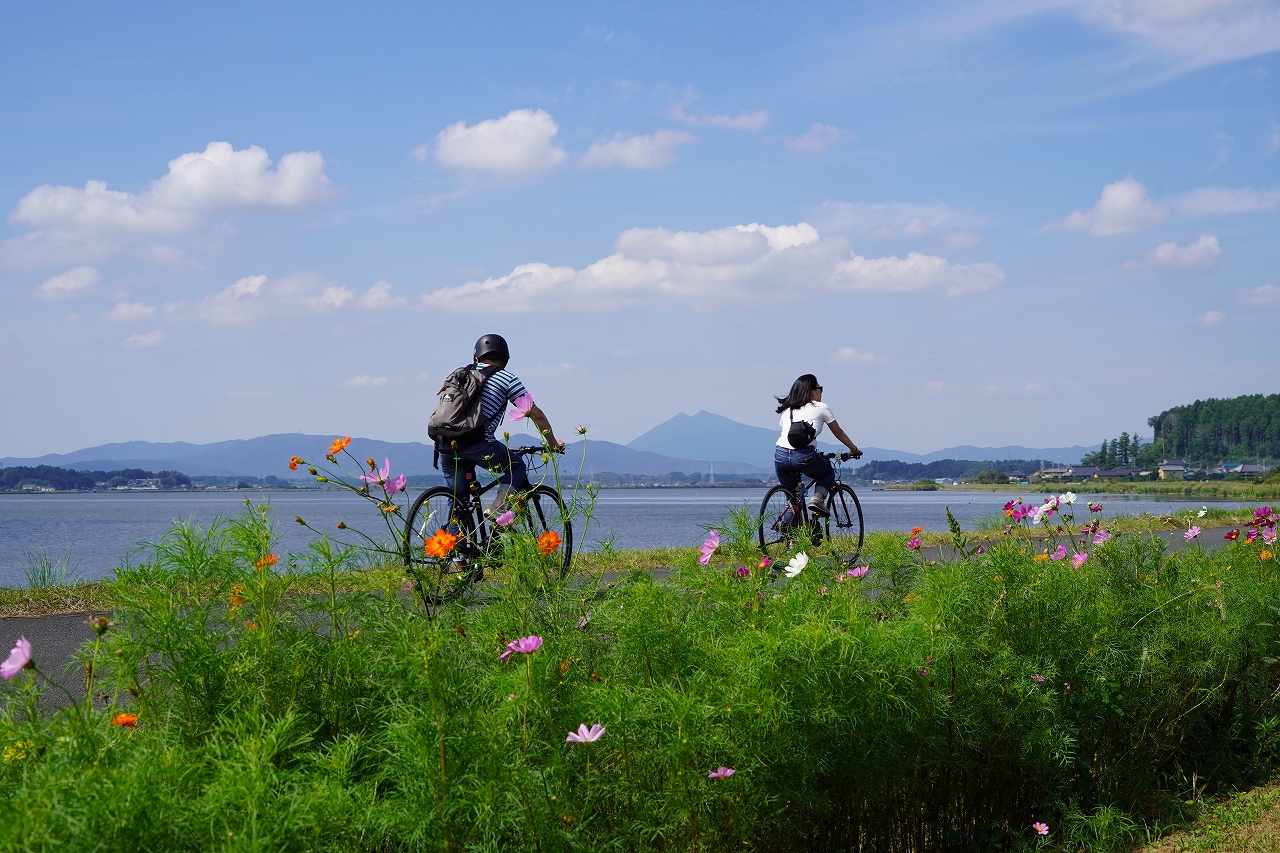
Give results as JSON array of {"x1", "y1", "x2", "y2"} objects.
[{"x1": 2, "y1": 1, "x2": 1278, "y2": 458}]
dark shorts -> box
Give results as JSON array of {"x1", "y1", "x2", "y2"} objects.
[{"x1": 437, "y1": 439, "x2": 528, "y2": 493}]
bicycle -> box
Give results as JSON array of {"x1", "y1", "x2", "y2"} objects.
[
  {"x1": 758, "y1": 452, "x2": 865, "y2": 564},
  {"x1": 402, "y1": 445, "x2": 573, "y2": 603}
]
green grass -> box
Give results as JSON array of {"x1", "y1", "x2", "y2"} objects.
[{"x1": 2, "y1": 500, "x2": 1280, "y2": 850}]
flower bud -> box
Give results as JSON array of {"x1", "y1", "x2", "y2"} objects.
[
  {"x1": 295, "y1": 516, "x2": 306, "y2": 525},
  {"x1": 337, "y1": 521, "x2": 346, "y2": 529},
  {"x1": 88, "y1": 616, "x2": 112, "y2": 636},
  {"x1": 317, "y1": 476, "x2": 328, "y2": 483},
  {"x1": 308, "y1": 467, "x2": 317, "y2": 475}
]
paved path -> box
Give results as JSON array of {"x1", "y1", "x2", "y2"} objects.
[{"x1": 0, "y1": 528, "x2": 1255, "y2": 708}]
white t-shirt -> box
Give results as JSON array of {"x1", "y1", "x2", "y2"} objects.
[{"x1": 776, "y1": 402, "x2": 835, "y2": 449}]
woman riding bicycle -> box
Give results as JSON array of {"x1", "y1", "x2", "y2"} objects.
[{"x1": 774, "y1": 374, "x2": 862, "y2": 517}]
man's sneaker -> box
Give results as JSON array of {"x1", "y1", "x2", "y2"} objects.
[{"x1": 808, "y1": 493, "x2": 829, "y2": 517}]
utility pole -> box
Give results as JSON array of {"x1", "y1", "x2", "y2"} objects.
[{"x1": 709, "y1": 461, "x2": 714, "y2": 484}]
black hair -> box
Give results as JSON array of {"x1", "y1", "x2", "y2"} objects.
[{"x1": 776, "y1": 374, "x2": 820, "y2": 413}]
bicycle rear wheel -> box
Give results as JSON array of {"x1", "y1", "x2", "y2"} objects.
[
  {"x1": 759, "y1": 486, "x2": 804, "y2": 555},
  {"x1": 828, "y1": 484, "x2": 865, "y2": 565},
  {"x1": 403, "y1": 486, "x2": 482, "y2": 604}
]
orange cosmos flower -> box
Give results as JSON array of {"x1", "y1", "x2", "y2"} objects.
[
  {"x1": 229, "y1": 584, "x2": 245, "y2": 608},
  {"x1": 1263, "y1": 550, "x2": 1275, "y2": 561},
  {"x1": 910, "y1": 526, "x2": 924, "y2": 536},
  {"x1": 327, "y1": 436, "x2": 351, "y2": 457},
  {"x1": 382, "y1": 504, "x2": 400, "y2": 513},
  {"x1": 425, "y1": 529, "x2": 458, "y2": 559},
  {"x1": 538, "y1": 530, "x2": 562, "y2": 555},
  {"x1": 255, "y1": 553, "x2": 277, "y2": 570},
  {"x1": 1033, "y1": 553, "x2": 1049, "y2": 562},
  {"x1": 289, "y1": 456, "x2": 302, "y2": 471},
  {"x1": 110, "y1": 713, "x2": 138, "y2": 728}
]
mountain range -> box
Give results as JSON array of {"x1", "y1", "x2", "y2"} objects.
[{"x1": 0, "y1": 411, "x2": 1097, "y2": 478}]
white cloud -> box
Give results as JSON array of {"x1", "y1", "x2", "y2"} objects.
[
  {"x1": 1057, "y1": 176, "x2": 1169, "y2": 236},
  {"x1": 1235, "y1": 284, "x2": 1280, "y2": 305},
  {"x1": 814, "y1": 201, "x2": 977, "y2": 240},
  {"x1": 924, "y1": 380, "x2": 946, "y2": 394},
  {"x1": 829, "y1": 346, "x2": 886, "y2": 364},
  {"x1": 195, "y1": 273, "x2": 354, "y2": 326},
  {"x1": 934, "y1": 231, "x2": 983, "y2": 250},
  {"x1": 420, "y1": 221, "x2": 1004, "y2": 312},
  {"x1": 123, "y1": 330, "x2": 166, "y2": 349},
  {"x1": 1210, "y1": 130, "x2": 1234, "y2": 170},
  {"x1": 784, "y1": 123, "x2": 854, "y2": 152},
  {"x1": 1198, "y1": 309, "x2": 1226, "y2": 325},
  {"x1": 105, "y1": 301, "x2": 157, "y2": 321},
  {"x1": 1124, "y1": 234, "x2": 1222, "y2": 271},
  {"x1": 356, "y1": 280, "x2": 411, "y2": 310},
  {"x1": 579, "y1": 130, "x2": 696, "y2": 169},
  {"x1": 432, "y1": 109, "x2": 568, "y2": 175},
  {"x1": 343, "y1": 375, "x2": 388, "y2": 388},
  {"x1": 3, "y1": 142, "x2": 333, "y2": 267},
  {"x1": 1023, "y1": 382, "x2": 1045, "y2": 394},
  {"x1": 1072, "y1": 0, "x2": 1280, "y2": 70},
  {"x1": 1171, "y1": 186, "x2": 1280, "y2": 213},
  {"x1": 670, "y1": 101, "x2": 770, "y2": 131},
  {"x1": 35, "y1": 266, "x2": 99, "y2": 300}
]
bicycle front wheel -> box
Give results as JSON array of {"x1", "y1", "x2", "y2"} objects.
[
  {"x1": 828, "y1": 484, "x2": 865, "y2": 565},
  {"x1": 404, "y1": 486, "x2": 481, "y2": 604},
  {"x1": 517, "y1": 485, "x2": 573, "y2": 580}
]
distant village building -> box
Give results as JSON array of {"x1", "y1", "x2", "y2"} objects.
[
  {"x1": 1096, "y1": 467, "x2": 1140, "y2": 480},
  {"x1": 1157, "y1": 459, "x2": 1187, "y2": 480}
]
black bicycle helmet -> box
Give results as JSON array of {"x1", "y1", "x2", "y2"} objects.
[{"x1": 473, "y1": 333, "x2": 510, "y2": 363}]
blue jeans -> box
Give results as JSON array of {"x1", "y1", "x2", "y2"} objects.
[
  {"x1": 438, "y1": 439, "x2": 528, "y2": 494},
  {"x1": 774, "y1": 445, "x2": 834, "y2": 497}
]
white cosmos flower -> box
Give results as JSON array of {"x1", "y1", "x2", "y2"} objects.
[
  {"x1": 1197, "y1": 507, "x2": 1207, "y2": 518},
  {"x1": 1060, "y1": 492, "x2": 1076, "y2": 505},
  {"x1": 784, "y1": 552, "x2": 809, "y2": 578}
]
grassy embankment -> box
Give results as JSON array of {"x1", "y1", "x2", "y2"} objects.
[{"x1": 946, "y1": 480, "x2": 1280, "y2": 500}]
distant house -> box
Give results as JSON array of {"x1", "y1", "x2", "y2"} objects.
[
  {"x1": 1064, "y1": 466, "x2": 1099, "y2": 480},
  {"x1": 1035, "y1": 467, "x2": 1071, "y2": 481},
  {"x1": 1158, "y1": 459, "x2": 1187, "y2": 480},
  {"x1": 1096, "y1": 467, "x2": 1139, "y2": 480}
]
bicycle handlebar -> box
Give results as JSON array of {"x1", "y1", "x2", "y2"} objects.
[
  {"x1": 511, "y1": 445, "x2": 566, "y2": 456},
  {"x1": 824, "y1": 451, "x2": 864, "y2": 461}
]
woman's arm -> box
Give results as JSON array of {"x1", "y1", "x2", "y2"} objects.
[{"x1": 828, "y1": 420, "x2": 862, "y2": 459}]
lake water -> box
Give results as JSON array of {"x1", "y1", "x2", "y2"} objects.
[{"x1": 0, "y1": 489, "x2": 1253, "y2": 587}]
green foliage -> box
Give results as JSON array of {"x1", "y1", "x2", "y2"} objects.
[
  {"x1": 1148, "y1": 394, "x2": 1280, "y2": 465},
  {"x1": 975, "y1": 469, "x2": 1007, "y2": 484},
  {"x1": 3, "y1": 504, "x2": 1280, "y2": 851},
  {"x1": 856, "y1": 458, "x2": 1043, "y2": 482},
  {"x1": 0, "y1": 465, "x2": 189, "y2": 491}
]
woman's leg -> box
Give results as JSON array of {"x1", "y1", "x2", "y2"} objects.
[{"x1": 774, "y1": 446, "x2": 801, "y2": 496}]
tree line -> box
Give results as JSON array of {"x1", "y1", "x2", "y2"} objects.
[
  {"x1": 0, "y1": 465, "x2": 191, "y2": 491},
  {"x1": 1146, "y1": 394, "x2": 1280, "y2": 464},
  {"x1": 853, "y1": 459, "x2": 1046, "y2": 482}
]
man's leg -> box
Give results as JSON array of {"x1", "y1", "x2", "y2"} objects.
[{"x1": 462, "y1": 440, "x2": 528, "y2": 514}]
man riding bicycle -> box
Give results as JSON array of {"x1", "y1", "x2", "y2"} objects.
[{"x1": 434, "y1": 334, "x2": 565, "y2": 518}]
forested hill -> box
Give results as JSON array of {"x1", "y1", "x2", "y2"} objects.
[
  {"x1": 0, "y1": 466, "x2": 190, "y2": 491},
  {"x1": 854, "y1": 459, "x2": 1045, "y2": 482},
  {"x1": 1148, "y1": 394, "x2": 1280, "y2": 463}
]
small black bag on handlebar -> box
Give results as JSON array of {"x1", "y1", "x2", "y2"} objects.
[
  {"x1": 428, "y1": 364, "x2": 500, "y2": 451},
  {"x1": 787, "y1": 408, "x2": 817, "y2": 449}
]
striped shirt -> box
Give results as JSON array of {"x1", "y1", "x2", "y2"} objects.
[{"x1": 475, "y1": 366, "x2": 529, "y2": 440}]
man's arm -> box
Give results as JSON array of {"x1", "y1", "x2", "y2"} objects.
[
  {"x1": 828, "y1": 420, "x2": 861, "y2": 459},
  {"x1": 527, "y1": 405, "x2": 564, "y2": 449}
]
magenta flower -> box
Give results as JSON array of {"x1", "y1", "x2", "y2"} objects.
[
  {"x1": 708, "y1": 766, "x2": 736, "y2": 779},
  {"x1": 919, "y1": 668, "x2": 929, "y2": 676},
  {"x1": 500, "y1": 635, "x2": 543, "y2": 661},
  {"x1": 699, "y1": 530, "x2": 720, "y2": 565},
  {"x1": 1071, "y1": 551, "x2": 1088, "y2": 569},
  {"x1": 846, "y1": 566, "x2": 869, "y2": 580},
  {"x1": 1094, "y1": 530, "x2": 1112, "y2": 544},
  {"x1": 495, "y1": 510, "x2": 515, "y2": 527},
  {"x1": 360, "y1": 458, "x2": 390, "y2": 485},
  {"x1": 1050, "y1": 544, "x2": 1068, "y2": 561},
  {"x1": 401, "y1": 578, "x2": 418, "y2": 591},
  {"x1": 575, "y1": 612, "x2": 592, "y2": 629},
  {"x1": 1185, "y1": 526, "x2": 1202, "y2": 541},
  {"x1": 907, "y1": 536, "x2": 921, "y2": 550},
  {"x1": 1246, "y1": 530, "x2": 1259, "y2": 543},
  {"x1": 758, "y1": 558, "x2": 772, "y2": 571},
  {"x1": 386, "y1": 473, "x2": 408, "y2": 496},
  {"x1": 1003, "y1": 499, "x2": 1016, "y2": 511},
  {"x1": 1257, "y1": 507, "x2": 1274, "y2": 519},
  {"x1": 975, "y1": 545, "x2": 985, "y2": 555},
  {"x1": 1033, "y1": 822, "x2": 1049, "y2": 836},
  {"x1": 1263, "y1": 527, "x2": 1278, "y2": 545},
  {"x1": 1090, "y1": 502, "x2": 1103, "y2": 513},
  {"x1": 566, "y1": 723, "x2": 606, "y2": 743},
  {"x1": 1031, "y1": 673, "x2": 1045, "y2": 683},
  {"x1": 1, "y1": 637, "x2": 32, "y2": 680},
  {"x1": 508, "y1": 393, "x2": 536, "y2": 421},
  {"x1": 735, "y1": 565, "x2": 749, "y2": 578},
  {"x1": 925, "y1": 657, "x2": 935, "y2": 665}
]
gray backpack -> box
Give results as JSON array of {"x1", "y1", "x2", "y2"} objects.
[{"x1": 428, "y1": 364, "x2": 500, "y2": 449}]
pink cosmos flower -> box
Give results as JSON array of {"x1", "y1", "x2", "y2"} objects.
[
  {"x1": 818, "y1": 586, "x2": 828, "y2": 596},
  {"x1": 1257, "y1": 507, "x2": 1274, "y2": 519},
  {"x1": 919, "y1": 668, "x2": 929, "y2": 676},
  {"x1": 360, "y1": 458, "x2": 390, "y2": 485},
  {"x1": 509, "y1": 393, "x2": 536, "y2": 421},
  {"x1": 566, "y1": 723, "x2": 606, "y2": 743},
  {"x1": 1246, "y1": 530, "x2": 1259, "y2": 543},
  {"x1": 1090, "y1": 502, "x2": 1103, "y2": 513},
  {"x1": 1094, "y1": 530, "x2": 1112, "y2": 544},
  {"x1": 708, "y1": 766, "x2": 736, "y2": 779},
  {"x1": 758, "y1": 558, "x2": 772, "y2": 571},
  {"x1": 575, "y1": 613, "x2": 591, "y2": 629},
  {"x1": 1, "y1": 637, "x2": 32, "y2": 679},
  {"x1": 402, "y1": 578, "x2": 418, "y2": 590},
  {"x1": 975, "y1": 545, "x2": 985, "y2": 555},
  {"x1": 1031, "y1": 673, "x2": 1045, "y2": 683},
  {"x1": 500, "y1": 635, "x2": 543, "y2": 662},
  {"x1": 846, "y1": 566, "x2": 869, "y2": 580},
  {"x1": 699, "y1": 530, "x2": 720, "y2": 565},
  {"x1": 1071, "y1": 551, "x2": 1088, "y2": 569},
  {"x1": 925, "y1": 657, "x2": 934, "y2": 665},
  {"x1": 1264, "y1": 528, "x2": 1278, "y2": 546},
  {"x1": 495, "y1": 510, "x2": 515, "y2": 527},
  {"x1": 736, "y1": 566, "x2": 749, "y2": 578},
  {"x1": 907, "y1": 536, "x2": 921, "y2": 550},
  {"x1": 1051, "y1": 544, "x2": 1068, "y2": 561},
  {"x1": 1033, "y1": 822, "x2": 1049, "y2": 836},
  {"x1": 386, "y1": 473, "x2": 408, "y2": 496},
  {"x1": 1185, "y1": 526, "x2": 1202, "y2": 541}
]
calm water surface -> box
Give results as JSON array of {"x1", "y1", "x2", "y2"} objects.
[{"x1": 0, "y1": 489, "x2": 1252, "y2": 587}]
